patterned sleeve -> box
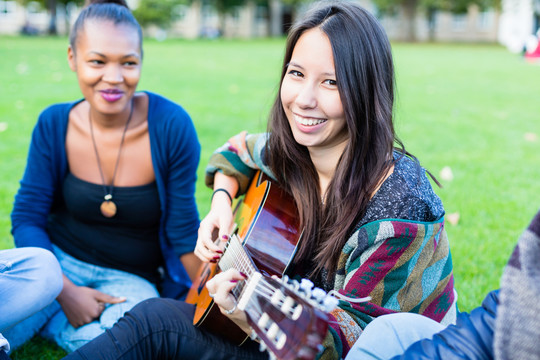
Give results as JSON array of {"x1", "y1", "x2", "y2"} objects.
[
  {"x1": 317, "y1": 218, "x2": 456, "y2": 359},
  {"x1": 204, "y1": 131, "x2": 274, "y2": 195}
]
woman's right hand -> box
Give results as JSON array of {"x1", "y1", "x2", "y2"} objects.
[
  {"x1": 195, "y1": 193, "x2": 234, "y2": 263},
  {"x1": 57, "y1": 276, "x2": 125, "y2": 328},
  {"x1": 195, "y1": 172, "x2": 239, "y2": 263}
]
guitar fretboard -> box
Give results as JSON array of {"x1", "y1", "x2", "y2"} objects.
[
  {"x1": 219, "y1": 236, "x2": 296, "y2": 320},
  {"x1": 218, "y1": 234, "x2": 257, "y2": 301}
]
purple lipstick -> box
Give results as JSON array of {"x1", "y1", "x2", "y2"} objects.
[{"x1": 100, "y1": 89, "x2": 124, "y2": 102}]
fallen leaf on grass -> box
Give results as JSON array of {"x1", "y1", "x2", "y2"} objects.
[
  {"x1": 524, "y1": 132, "x2": 538, "y2": 142},
  {"x1": 446, "y1": 212, "x2": 460, "y2": 226},
  {"x1": 439, "y1": 166, "x2": 454, "y2": 182},
  {"x1": 16, "y1": 63, "x2": 28, "y2": 75}
]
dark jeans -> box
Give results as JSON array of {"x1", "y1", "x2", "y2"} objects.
[{"x1": 64, "y1": 299, "x2": 269, "y2": 360}]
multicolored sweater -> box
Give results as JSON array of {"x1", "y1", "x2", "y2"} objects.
[{"x1": 206, "y1": 132, "x2": 457, "y2": 359}]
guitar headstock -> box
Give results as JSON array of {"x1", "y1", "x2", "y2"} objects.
[{"x1": 237, "y1": 273, "x2": 338, "y2": 360}]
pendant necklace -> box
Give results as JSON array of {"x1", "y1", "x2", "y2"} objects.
[{"x1": 88, "y1": 101, "x2": 134, "y2": 218}]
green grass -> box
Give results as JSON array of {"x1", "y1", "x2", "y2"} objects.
[{"x1": 1, "y1": 36, "x2": 540, "y2": 358}]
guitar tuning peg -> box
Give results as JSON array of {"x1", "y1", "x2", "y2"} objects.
[
  {"x1": 259, "y1": 342, "x2": 267, "y2": 353},
  {"x1": 289, "y1": 278, "x2": 300, "y2": 291},
  {"x1": 322, "y1": 294, "x2": 340, "y2": 312},
  {"x1": 311, "y1": 287, "x2": 326, "y2": 302},
  {"x1": 299, "y1": 278, "x2": 314, "y2": 293},
  {"x1": 280, "y1": 275, "x2": 300, "y2": 291}
]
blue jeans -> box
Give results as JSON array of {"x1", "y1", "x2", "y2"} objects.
[
  {"x1": 65, "y1": 298, "x2": 269, "y2": 360},
  {"x1": 345, "y1": 312, "x2": 446, "y2": 360},
  {"x1": 0, "y1": 247, "x2": 62, "y2": 353},
  {"x1": 4, "y1": 245, "x2": 159, "y2": 353}
]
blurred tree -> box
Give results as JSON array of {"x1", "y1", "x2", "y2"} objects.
[
  {"x1": 280, "y1": 0, "x2": 308, "y2": 31},
  {"x1": 373, "y1": 0, "x2": 500, "y2": 41},
  {"x1": 196, "y1": 0, "x2": 274, "y2": 38},
  {"x1": 133, "y1": 0, "x2": 256, "y2": 37},
  {"x1": 207, "y1": 0, "x2": 246, "y2": 35},
  {"x1": 44, "y1": 0, "x2": 58, "y2": 34},
  {"x1": 132, "y1": 0, "x2": 186, "y2": 30},
  {"x1": 266, "y1": 0, "x2": 309, "y2": 36}
]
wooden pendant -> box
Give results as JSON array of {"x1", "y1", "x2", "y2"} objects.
[{"x1": 100, "y1": 200, "x2": 117, "y2": 218}]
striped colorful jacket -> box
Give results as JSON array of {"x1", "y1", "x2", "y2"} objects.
[{"x1": 206, "y1": 132, "x2": 457, "y2": 359}]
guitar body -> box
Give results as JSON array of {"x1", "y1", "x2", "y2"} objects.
[
  {"x1": 236, "y1": 171, "x2": 302, "y2": 276},
  {"x1": 186, "y1": 171, "x2": 302, "y2": 345}
]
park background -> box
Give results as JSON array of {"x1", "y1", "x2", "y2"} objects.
[{"x1": 1, "y1": 0, "x2": 540, "y2": 358}]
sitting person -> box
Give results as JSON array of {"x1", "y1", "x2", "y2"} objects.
[
  {"x1": 0, "y1": 247, "x2": 63, "y2": 359},
  {"x1": 5, "y1": 0, "x2": 200, "y2": 353},
  {"x1": 345, "y1": 208, "x2": 540, "y2": 360},
  {"x1": 63, "y1": 2, "x2": 456, "y2": 359},
  {"x1": 524, "y1": 29, "x2": 540, "y2": 62}
]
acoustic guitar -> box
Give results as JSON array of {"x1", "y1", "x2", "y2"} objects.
[{"x1": 186, "y1": 171, "x2": 336, "y2": 360}]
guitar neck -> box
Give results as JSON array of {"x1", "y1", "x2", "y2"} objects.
[{"x1": 218, "y1": 234, "x2": 257, "y2": 300}]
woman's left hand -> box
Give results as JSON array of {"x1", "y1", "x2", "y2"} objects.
[{"x1": 206, "y1": 269, "x2": 251, "y2": 333}]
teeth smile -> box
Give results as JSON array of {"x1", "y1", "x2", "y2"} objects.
[{"x1": 294, "y1": 114, "x2": 326, "y2": 126}]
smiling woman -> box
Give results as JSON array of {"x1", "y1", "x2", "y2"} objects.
[
  {"x1": 68, "y1": 20, "x2": 141, "y2": 116},
  {"x1": 4, "y1": 0, "x2": 201, "y2": 354},
  {"x1": 280, "y1": 27, "x2": 348, "y2": 193}
]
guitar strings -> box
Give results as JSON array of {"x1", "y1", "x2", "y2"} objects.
[
  {"x1": 224, "y1": 241, "x2": 289, "y2": 309},
  {"x1": 220, "y1": 236, "x2": 254, "y2": 277},
  {"x1": 220, "y1": 235, "x2": 282, "y2": 305},
  {"x1": 220, "y1": 235, "x2": 256, "y2": 300}
]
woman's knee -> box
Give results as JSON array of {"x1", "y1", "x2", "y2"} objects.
[
  {"x1": 1, "y1": 247, "x2": 62, "y2": 306},
  {"x1": 25, "y1": 247, "x2": 63, "y2": 299},
  {"x1": 363, "y1": 312, "x2": 445, "y2": 340}
]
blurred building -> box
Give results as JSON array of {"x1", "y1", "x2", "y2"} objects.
[
  {"x1": 159, "y1": 1, "x2": 273, "y2": 39},
  {"x1": 0, "y1": 0, "x2": 538, "y2": 50},
  {"x1": 0, "y1": 0, "x2": 75, "y2": 35},
  {"x1": 378, "y1": 4, "x2": 500, "y2": 43}
]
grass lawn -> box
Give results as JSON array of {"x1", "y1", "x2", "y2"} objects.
[{"x1": 1, "y1": 35, "x2": 539, "y2": 358}]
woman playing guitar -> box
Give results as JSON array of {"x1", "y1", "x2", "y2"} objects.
[{"x1": 65, "y1": 2, "x2": 457, "y2": 359}]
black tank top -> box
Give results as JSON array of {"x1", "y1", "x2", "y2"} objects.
[{"x1": 47, "y1": 173, "x2": 163, "y2": 283}]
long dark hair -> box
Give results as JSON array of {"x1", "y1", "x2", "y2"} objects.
[
  {"x1": 267, "y1": 1, "x2": 404, "y2": 279},
  {"x1": 69, "y1": 0, "x2": 143, "y2": 55}
]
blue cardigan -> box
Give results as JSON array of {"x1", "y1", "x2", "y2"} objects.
[{"x1": 11, "y1": 91, "x2": 200, "y2": 294}]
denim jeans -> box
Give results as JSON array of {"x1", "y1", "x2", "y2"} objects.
[
  {"x1": 0, "y1": 247, "x2": 62, "y2": 353},
  {"x1": 65, "y1": 298, "x2": 269, "y2": 360},
  {"x1": 4, "y1": 245, "x2": 159, "y2": 353},
  {"x1": 0, "y1": 247, "x2": 62, "y2": 331},
  {"x1": 345, "y1": 312, "x2": 446, "y2": 360}
]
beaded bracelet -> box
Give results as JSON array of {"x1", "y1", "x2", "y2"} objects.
[{"x1": 212, "y1": 188, "x2": 233, "y2": 205}]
